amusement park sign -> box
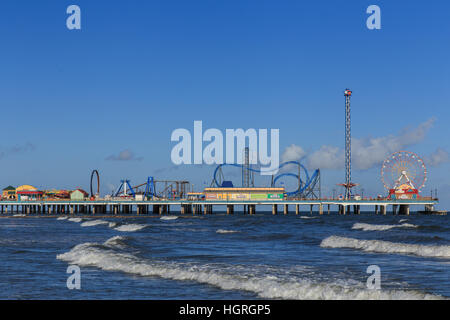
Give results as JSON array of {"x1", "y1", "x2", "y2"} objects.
[{"x1": 170, "y1": 121, "x2": 280, "y2": 175}]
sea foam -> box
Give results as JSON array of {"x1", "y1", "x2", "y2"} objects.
[
  {"x1": 216, "y1": 229, "x2": 239, "y2": 234},
  {"x1": 160, "y1": 216, "x2": 178, "y2": 221},
  {"x1": 114, "y1": 224, "x2": 147, "y2": 232},
  {"x1": 352, "y1": 222, "x2": 417, "y2": 232},
  {"x1": 56, "y1": 236, "x2": 443, "y2": 300},
  {"x1": 80, "y1": 219, "x2": 109, "y2": 227},
  {"x1": 321, "y1": 236, "x2": 450, "y2": 259}
]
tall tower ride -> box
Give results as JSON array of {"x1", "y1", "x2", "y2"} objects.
[{"x1": 344, "y1": 89, "x2": 353, "y2": 199}]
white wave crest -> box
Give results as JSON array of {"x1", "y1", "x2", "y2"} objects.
[
  {"x1": 56, "y1": 237, "x2": 443, "y2": 300},
  {"x1": 352, "y1": 223, "x2": 417, "y2": 232},
  {"x1": 399, "y1": 219, "x2": 408, "y2": 223},
  {"x1": 80, "y1": 220, "x2": 109, "y2": 227},
  {"x1": 108, "y1": 222, "x2": 117, "y2": 228},
  {"x1": 216, "y1": 229, "x2": 239, "y2": 234},
  {"x1": 321, "y1": 236, "x2": 450, "y2": 259},
  {"x1": 57, "y1": 216, "x2": 68, "y2": 220},
  {"x1": 103, "y1": 236, "x2": 129, "y2": 248},
  {"x1": 300, "y1": 216, "x2": 317, "y2": 219},
  {"x1": 12, "y1": 214, "x2": 26, "y2": 217},
  {"x1": 160, "y1": 216, "x2": 178, "y2": 220},
  {"x1": 68, "y1": 218, "x2": 83, "y2": 223},
  {"x1": 114, "y1": 224, "x2": 147, "y2": 232}
]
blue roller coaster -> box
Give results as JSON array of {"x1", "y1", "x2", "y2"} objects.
[
  {"x1": 211, "y1": 161, "x2": 321, "y2": 198},
  {"x1": 112, "y1": 162, "x2": 320, "y2": 200},
  {"x1": 116, "y1": 177, "x2": 190, "y2": 200}
]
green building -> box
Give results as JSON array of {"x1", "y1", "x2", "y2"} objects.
[
  {"x1": 70, "y1": 189, "x2": 88, "y2": 201},
  {"x1": 2, "y1": 186, "x2": 16, "y2": 200}
]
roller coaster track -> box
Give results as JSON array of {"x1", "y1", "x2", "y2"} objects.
[{"x1": 212, "y1": 161, "x2": 319, "y2": 197}]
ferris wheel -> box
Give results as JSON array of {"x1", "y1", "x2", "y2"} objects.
[{"x1": 381, "y1": 151, "x2": 427, "y2": 191}]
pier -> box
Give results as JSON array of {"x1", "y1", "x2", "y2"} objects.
[{"x1": 0, "y1": 198, "x2": 439, "y2": 216}]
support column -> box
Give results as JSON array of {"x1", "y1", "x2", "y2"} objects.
[
  {"x1": 295, "y1": 204, "x2": 299, "y2": 215},
  {"x1": 399, "y1": 204, "x2": 410, "y2": 215},
  {"x1": 284, "y1": 204, "x2": 288, "y2": 215},
  {"x1": 319, "y1": 204, "x2": 323, "y2": 215},
  {"x1": 272, "y1": 204, "x2": 277, "y2": 215}
]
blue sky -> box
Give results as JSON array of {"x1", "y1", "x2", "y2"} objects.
[{"x1": 0, "y1": 1, "x2": 449, "y2": 207}]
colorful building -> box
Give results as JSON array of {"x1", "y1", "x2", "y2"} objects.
[
  {"x1": 204, "y1": 187, "x2": 285, "y2": 201},
  {"x1": 2, "y1": 186, "x2": 16, "y2": 200},
  {"x1": 43, "y1": 189, "x2": 71, "y2": 200},
  {"x1": 16, "y1": 185, "x2": 43, "y2": 201},
  {"x1": 388, "y1": 183, "x2": 418, "y2": 200}
]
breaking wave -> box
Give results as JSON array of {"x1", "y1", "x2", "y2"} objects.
[
  {"x1": 321, "y1": 236, "x2": 450, "y2": 259},
  {"x1": 56, "y1": 216, "x2": 68, "y2": 220},
  {"x1": 56, "y1": 236, "x2": 442, "y2": 300},
  {"x1": 352, "y1": 223, "x2": 417, "y2": 231},
  {"x1": 160, "y1": 216, "x2": 178, "y2": 221},
  {"x1": 81, "y1": 220, "x2": 109, "y2": 227},
  {"x1": 216, "y1": 229, "x2": 239, "y2": 234},
  {"x1": 114, "y1": 224, "x2": 147, "y2": 232},
  {"x1": 300, "y1": 216, "x2": 317, "y2": 219},
  {"x1": 68, "y1": 218, "x2": 83, "y2": 223}
]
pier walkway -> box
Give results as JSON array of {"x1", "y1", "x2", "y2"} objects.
[{"x1": 0, "y1": 198, "x2": 439, "y2": 215}]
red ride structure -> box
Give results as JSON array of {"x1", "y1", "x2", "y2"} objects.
[{"x1": 381, "y1": 151, "x2": 427, "y2": 200}]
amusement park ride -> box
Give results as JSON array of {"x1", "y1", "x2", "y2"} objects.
[
  {"x1": 210, "y1": 161, "x2": 321, "y2": 199},
  {"x1": 381, "y1": 151, "x2": 427, "y2": 200},
  {"x1": 112, "y1": 178, "x2": 190, "y2": 200},
  {"x1": 95, "y1": 157, "x2": 322, "y2": 201},
  {"x1": 85, "y1": 90, "x2": 431, "y2": 205},
  {"x1": 0, "y1": 88, "x2": 441, "y2": 217}
]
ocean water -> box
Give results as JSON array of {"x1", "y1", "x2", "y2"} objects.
[{"x1": 0, "y1": 211, "x2": 448, "y2": 300}]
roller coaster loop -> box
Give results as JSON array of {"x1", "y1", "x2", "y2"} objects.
[{"x1": 212, "y1": 161, "x2": 318, "y2": 197}]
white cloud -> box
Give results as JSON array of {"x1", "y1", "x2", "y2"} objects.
[
  {"x1": 423, "y1": 148, "x2": 449, "y2": 167},
  {"x1": 281, "y1": 144, "x2": 306, "y2": 162},
  {"x1": 351, "y1": 118, "x2": 435, "y2": 170},
  {"x1": 306, "y1": 145, "x2": 344, "y2": 170},
  {"x1": 106, "y1": 149, "x2": 143, "y2": 161},
  {"x1": 281, "y1": 118, "x2": 442, "y2": 171}
]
